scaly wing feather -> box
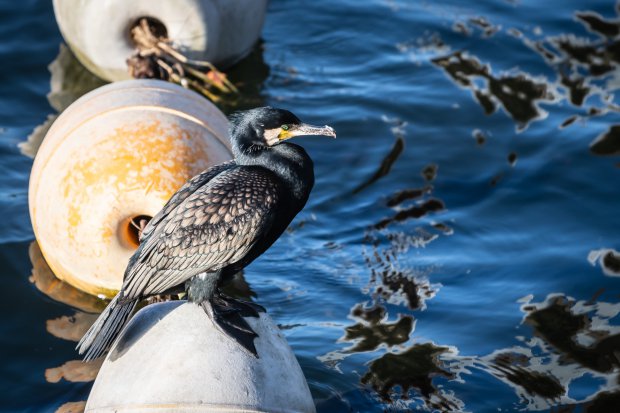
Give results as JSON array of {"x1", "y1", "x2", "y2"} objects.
[
  {"x1": 139, "y1": 160, "x2": 236, "y2": 241},
  {"x1": 120, "y1": 166, "x2": 282, "y2": 301}
]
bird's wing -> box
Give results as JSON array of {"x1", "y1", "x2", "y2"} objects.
[
  {"x1": 120, "y1": 166, "x2": 282, "y2": 300},
  {"x1": 139, "y1": 160, "x2": 236, "y2": 241}
]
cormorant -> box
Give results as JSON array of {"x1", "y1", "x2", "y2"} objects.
[{"x1": 77, "y1": 107, "x2": 336, "y2": 360}]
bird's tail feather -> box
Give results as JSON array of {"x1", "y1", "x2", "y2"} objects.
[{"x1": 77, "y1": 295, "x2": 137, "y2": 361}]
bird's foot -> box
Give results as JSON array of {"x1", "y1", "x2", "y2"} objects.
[
  {"x1": 212, "y1": 294, "x2": 266, "y2": 316},
  {"x1": 200, "y1": 294, "x2": 265, "y2": 358}
]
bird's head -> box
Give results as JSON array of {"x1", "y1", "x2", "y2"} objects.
[{"x1": 229, "y1": 107, "x2": 336, "y2": 153}]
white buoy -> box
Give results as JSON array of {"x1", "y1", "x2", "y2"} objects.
[
  {"x1": 86, "y1": 301, "x2": 316, "y2": 413},
  {"x1": 53, "y1": 0, "x2": 268, "y2": 82},
  {"x1": 29, "y1": 79, "x2": 232, "y2": 297}
]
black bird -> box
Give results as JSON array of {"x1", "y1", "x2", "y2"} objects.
[{"x1": 77, "y1": 107, "x2": 335, "y2": 360}]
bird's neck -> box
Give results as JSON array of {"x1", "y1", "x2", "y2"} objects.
[{"x1": 235, "y1": 143, "x2": 314, "y2": 207}]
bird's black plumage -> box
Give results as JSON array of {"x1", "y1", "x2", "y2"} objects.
[{"x1": 77, "y1": 107, "x2": 335, "y2": 360}]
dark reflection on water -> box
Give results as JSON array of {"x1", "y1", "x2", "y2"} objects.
[
  {"x1": 429, "y1": 0, "x2": 620, "y2": 156},
  {"x1": 364, "y1": 240, "x2": 437, "y2": 310},
  {"x1": 374, "y1": 198, "x2": 445, "y2": 230},
  {"x1": 386, "y1": 187, "x2": 431, "y2": 208},
  {"x1": 316, "y1": 1, "x2": 620, "y2": 404},
  {"x1": 373, "y1": 166, "x2": 445, "y2": 233},
  {"x1": 487, "y1": 294, "x2": 620, "y2": 411},
  {"x1": 361, "y1": 343, "x2": 458, "y2": 409},
  {"x1": 576, "y1": 11, "x2": 620, "y2": 38},
  {"x1": 589, "y1": 248, "x2": 620, "y2": 277},
  {"x1": 508, "y1": 152, "x2": 518, "y2": 166},
  {"x1": 353, "y1": 135, "x2": 405, "y2": 194},
  {"x1": 466, "y1": 17, "x2": 500, "y2": 38},
  {"x1": 489, "y1": 352, "x2": 565, "y2": 400},
  {"x1": 432, "y1": 51, "x2": 553, "y2": 129},
  {"x1": 319, "y1": 160, "x2": 454, "y2": 409},
  {"x1": 343, "y1": 304, "x2": 413, "y2": 353},
  {"x1": 214, "y1": 40, "x2": 271, "y2": 114},
  {"x1": 523, "y1": 296, "x2": 620, "y2": 375},
  {"x1": 472, "y1": 129, "x2": 488, "y2": 145},
  {"x1": 590, "y1": 126, "x2": 620, "y2": 155},
  {"x1": 344, "y1": 291, "x2": 620, "y2": 411}
]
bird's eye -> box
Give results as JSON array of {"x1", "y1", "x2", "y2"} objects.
[{"x1": 281, "y1": 124, "x2": 289, "y2": 131}]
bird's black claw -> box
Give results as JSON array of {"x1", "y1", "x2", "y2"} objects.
[
  {"x1": 212, "y1": 294, "x2": 266, "y2": 317},
  {"x1": 201, "y1": 295, "x2": 265, "y2": 358}
]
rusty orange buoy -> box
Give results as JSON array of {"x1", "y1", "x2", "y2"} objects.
[{"x1": 29, "y1": 80, "x2": 232, "y2": 297}]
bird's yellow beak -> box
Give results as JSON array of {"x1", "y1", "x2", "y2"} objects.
[{"x1": 279, "y1": 123, "x2": 337, "y2": 141}]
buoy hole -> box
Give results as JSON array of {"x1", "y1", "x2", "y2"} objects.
[
  {"x1": 122, "y1": 215, "x2": 153, "y2": 249},
  {"x1": 129, "y1": 16, "x2": 168, "y2": 45}
]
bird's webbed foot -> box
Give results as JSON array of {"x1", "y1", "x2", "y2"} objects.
[{"x1": 200, "y1": 293, "x2": 266, "y2": 358}]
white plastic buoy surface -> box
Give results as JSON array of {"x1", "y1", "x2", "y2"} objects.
[
  {"x1": 29, "y1": 79, "x2": 232, "y2": 297},
  {"x1": 86, "y1": 301, "x2": 316, "y2": 413},
  {"x1": 53, "y1": 0, "x2": 268, "y2": 82}
]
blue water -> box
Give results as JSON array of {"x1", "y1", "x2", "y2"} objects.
[{"x1": 1, "y1": 0, "x2": 620, "y2": 411}]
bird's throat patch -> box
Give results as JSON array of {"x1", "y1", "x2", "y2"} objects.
[{"x1": 264, "y1": 127, "x2": 283, "y2": 146}]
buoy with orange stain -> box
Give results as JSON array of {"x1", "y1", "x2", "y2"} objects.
[{"x1": 29, "y1": 79, "x2": 232, "y2": 297}]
